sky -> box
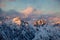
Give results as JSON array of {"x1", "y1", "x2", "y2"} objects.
[{"x1": 0, "y1": 0, "x2": 60, "y2": 14}]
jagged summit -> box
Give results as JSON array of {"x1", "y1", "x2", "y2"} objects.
[
  {"x1": 12, "y1": 17, "x2": 21, "y2": 25},
  {"x1": 33, "y1": 18, "x2": 46, "y2": 27}
]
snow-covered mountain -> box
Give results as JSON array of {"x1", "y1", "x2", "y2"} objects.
[
  {"x1": 0, "y1": 8, "x2": 60, "y2": 40},
  {"x1": 0, "y1": 16, "x2": 60, "y2": 40}
]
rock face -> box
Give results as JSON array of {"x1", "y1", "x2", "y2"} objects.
[
  {"x1": 0, "y1": 17, "x2": 60, "y2": 40},
  {"x1": 0, "y1": 20, "x2": 35, "y2": 40},
  {"x1": 33, "y1": 19, "x2": 46, "y2": 27},
  {"x1": 12, "y1": 17, "x2": 21, "y2": 25}
]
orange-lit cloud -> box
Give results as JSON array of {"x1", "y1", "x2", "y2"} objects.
[
  {"x1": 1, "y1": 0, "x2": 16, "y2": 2},
  {"x1": 0, "y1": 3, "x2": 6, "y2": 7},
  {"x1": 21, "y1": 7, "x2": 43, "y2": 18},
  {"x1": 21, "y1": 7, "x2": 33, "y2": 18}
]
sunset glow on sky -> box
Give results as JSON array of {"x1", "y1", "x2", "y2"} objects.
[{"x1": 0, "y1": 0, "x2": 60, "y2": 14}]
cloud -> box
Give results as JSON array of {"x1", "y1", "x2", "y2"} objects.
[
  {"x1": 0, "y1": 0, "x2": 16, "y2": 8},
  {"x1": 0, "y1": 0, "x2": 16, "y2": 2},
  {"x1": 21, "y1": 6, "x2": 43, "y2": 18},
  {"x1": 8, "y1": 0, "x2": 16, "y2": 2},
  {"x1": 0, "y1": 3, "x2": 6, "y2": 7},
  {"x1": 21, "y1": 6, "x2": 33, "y2": 18}
]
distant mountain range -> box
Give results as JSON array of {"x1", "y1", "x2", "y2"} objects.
[
  {"x1": 0, "y1": 8, "x2": 60, "y2": 21},
  {"x1": 0, "y1": 8, "x2": 60, "y2": 40}
]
